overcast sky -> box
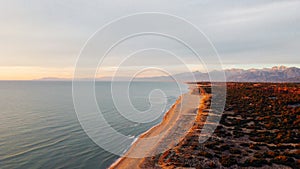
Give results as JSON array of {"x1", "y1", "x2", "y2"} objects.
[{"x1": 0, "y1": 0, "x2": 299, "y2": 80}]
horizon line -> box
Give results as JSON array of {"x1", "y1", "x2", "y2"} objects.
[{"x1": 0, "y1": 65, "x2": 299, "y2": 81}]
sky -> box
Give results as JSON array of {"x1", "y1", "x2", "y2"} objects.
[{"x1": 0, "y1": 0, "x2": 299, "y2": 80}]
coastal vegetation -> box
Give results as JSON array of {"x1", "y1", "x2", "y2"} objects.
[{"x1": 142, "y1": 83, "x2": 300, "y2": 168}]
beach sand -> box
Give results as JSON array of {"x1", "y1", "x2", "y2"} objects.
[
  {"x1": 109, "y1": 84, "x2": 206, "y2": 169},
  {"x1": 109, "y1": 83, "x2": 300, "y2": 168}
]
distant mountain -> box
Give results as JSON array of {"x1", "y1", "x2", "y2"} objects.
[
  {"x1": 226, "y1": 66, "x2": 300, "y2": 82},
  {"x1": 37, "y1": 66, "x2": 300, "y2": 82},
  {"x1": 132, "y1": 66, "x2": 300, "y2": 82}
]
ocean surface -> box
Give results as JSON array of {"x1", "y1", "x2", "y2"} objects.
[{"x1": 0, "y1": 81, "x2": 187, "y2": 169}]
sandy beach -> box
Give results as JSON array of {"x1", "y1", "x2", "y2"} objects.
[
  {"x1": 109, "y1": 84, "x2": 206, "y2": 169},
  {"x1": 142, "y1": 83, "x2": 300, "y2": 168}
]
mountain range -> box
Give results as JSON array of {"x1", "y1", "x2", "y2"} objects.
[
  {"x1": 38, "y1": 66, "x2": 300, "y2": 82},
  {"x1": 108, "y1": 66, "x2": 300, "y2": 82}
]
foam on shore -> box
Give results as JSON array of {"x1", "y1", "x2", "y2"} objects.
[{"x1": 109, "y1": 84, "x2": 202, "y2": 169}]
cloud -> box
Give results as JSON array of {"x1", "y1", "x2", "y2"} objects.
[{"x1": 0, "y1": 0, "x2": 299, "y2": 79}]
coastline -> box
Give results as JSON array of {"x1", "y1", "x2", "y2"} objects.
[{"x1": 109, "y1": 84, "x2": 205, "y2": 169}]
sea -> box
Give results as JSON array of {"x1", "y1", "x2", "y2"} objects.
[{"x1": 0, "y1": 81, "x2": 188, "y2": 169}]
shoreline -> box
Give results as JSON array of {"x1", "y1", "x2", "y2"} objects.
[
  {"x1": 109, "y1": 84, "x2": 204, "y2": 169},
  {"x1": 109, "y1": 97, "x2": 181, "y2": 169},
  {"x1": 109, "y1": 89, "x2": 186, "y2": 168}
]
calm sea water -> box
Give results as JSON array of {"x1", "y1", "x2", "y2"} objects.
[{"x1": 0, "y1": 81, "x2": 187, "y2": 169}]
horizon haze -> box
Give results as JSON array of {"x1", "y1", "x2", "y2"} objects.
[{"x1": 1, "y1": 1, "x2": 300, "y2": 80}]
